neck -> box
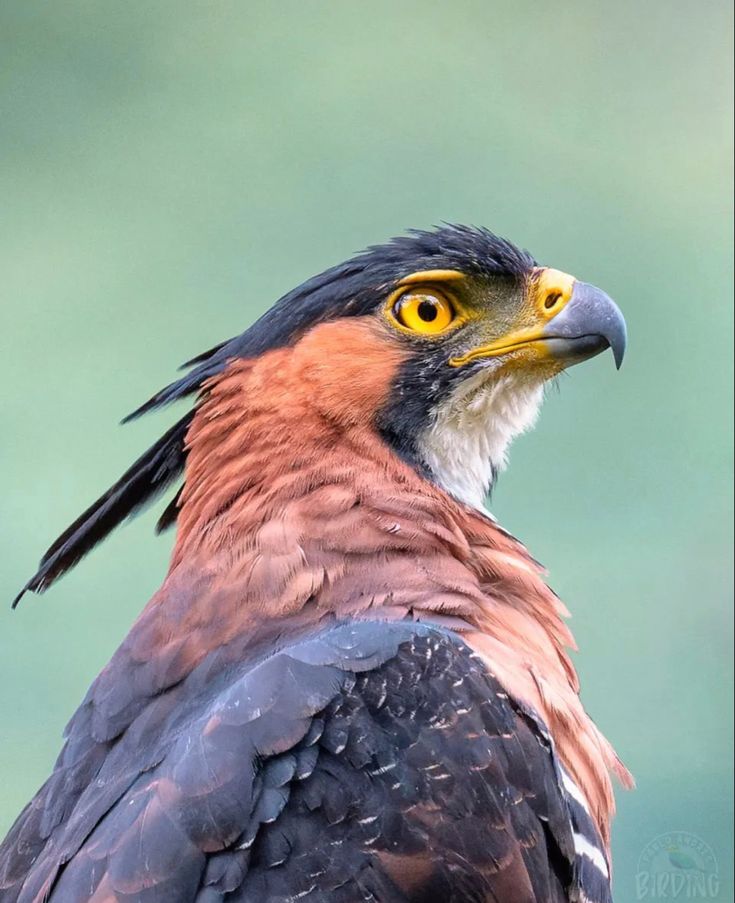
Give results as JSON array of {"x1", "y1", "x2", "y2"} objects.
[
  {"x1": 166, "y1": 333, "x2": 629, "y2": 846},
  {"x1": 417, "y1": 368, "x2": 545, "y2": 510}
]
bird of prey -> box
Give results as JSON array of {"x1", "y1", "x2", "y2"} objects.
[{"x1": 1, "y1": 225, "x2": 632, "y2": 903}]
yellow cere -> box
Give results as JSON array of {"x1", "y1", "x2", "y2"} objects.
[{"x1": 533, "y1": 267, "x2": 575, "y2": 317}]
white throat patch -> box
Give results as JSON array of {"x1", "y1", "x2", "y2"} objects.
[{"x1": 417, "y1": 370, "x2": 545, "y2": 510}]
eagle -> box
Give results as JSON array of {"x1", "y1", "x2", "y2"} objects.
[{"x1": 1, "y1": 225, "x2": 632, "y2": 903}]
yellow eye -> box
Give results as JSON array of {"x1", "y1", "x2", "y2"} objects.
[{"x1": 392, "y1": 289, "x2": 455, "y2": 334}]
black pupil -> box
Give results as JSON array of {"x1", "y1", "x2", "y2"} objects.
[{"x1": 417, "y1": 299, "x2": 438, "y2": 322}]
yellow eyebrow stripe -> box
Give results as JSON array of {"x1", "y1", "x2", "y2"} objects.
[{"x1": 396, "y1": 269, "x2": 466, "y2": 287}]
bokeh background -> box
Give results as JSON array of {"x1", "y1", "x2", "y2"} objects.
[{"x1": 1, "y1": 2, "x2": 732, "y2": 897}]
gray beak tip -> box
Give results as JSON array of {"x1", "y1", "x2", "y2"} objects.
[
  {"x1": 608, "y1": 308, "x2": 627, "y2": 370},
  {"x1": 612, "y1": 335, "x2": 626, "y2": 370}
]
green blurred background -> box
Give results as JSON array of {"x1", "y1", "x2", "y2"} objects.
[{"x1": 1, "y1": 2, "x2": 732, "y2": 897}]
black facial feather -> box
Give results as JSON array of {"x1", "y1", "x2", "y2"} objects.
[
  {"x1": 376, "y1": 347, "x2": 461, "y2": 474},
  {"x1": 14, "y1": 225, "x2": 535, "y2": 604}
]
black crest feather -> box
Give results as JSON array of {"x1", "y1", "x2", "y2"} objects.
[
  {"x1": 14, "y1": 225, "x2": 535, "y2": 605},
  {"x1": 12, "y1": 415, "x2": 193, "y2": 607}
]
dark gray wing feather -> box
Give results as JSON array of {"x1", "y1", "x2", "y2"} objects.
[{"x1": 0, "y1": 621, "x2": 610, "y2": 903}]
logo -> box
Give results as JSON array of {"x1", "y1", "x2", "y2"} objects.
[{"x1": 636, "y1": 832, "x2": 720, "y2": 899}]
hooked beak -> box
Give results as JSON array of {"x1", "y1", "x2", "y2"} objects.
[
  {"x1": 540, "y1": 281, "x2": 627, "y2": 369},
  {"x1": 449, "y1": 276, "x2": 627, "y2": 371}
]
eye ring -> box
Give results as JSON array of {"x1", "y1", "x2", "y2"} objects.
[{"x1": 391, "y1": 288, "x2": 456, "y2": 335}]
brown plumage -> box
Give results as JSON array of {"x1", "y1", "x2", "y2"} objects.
[
  {"x1": 176, "y1": 318, "x2": 630, "y2": 838},
  {"x1": 1, "y1": 226, "x2": 631, "y2": 902}
]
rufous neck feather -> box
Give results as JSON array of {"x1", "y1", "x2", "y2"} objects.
[{"x1": 167, "y1": 319, "x2": 631, "y2": 847}]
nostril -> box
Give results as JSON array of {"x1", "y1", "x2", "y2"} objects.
[{"x1": 545, "y1": 291, "x2": 562, "y2": 310}]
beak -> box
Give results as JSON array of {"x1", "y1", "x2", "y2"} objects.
[
  {"x1": 449, "y1": 278, "x2": 627, "y2": 371},
  {"x1": 541, "y1": 281, "x2": 627, "y2": 369}
]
